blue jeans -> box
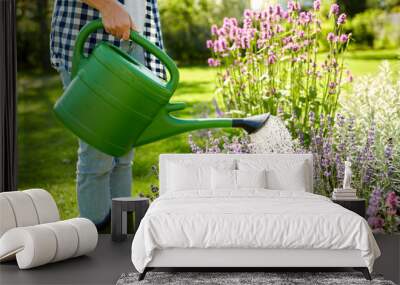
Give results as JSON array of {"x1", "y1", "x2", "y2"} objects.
[{"x1": 59, "y1": 70, "x2": 134, "y2": 227}]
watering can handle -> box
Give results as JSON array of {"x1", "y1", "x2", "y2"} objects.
[{"x1": 71, "y1": 19, "x2": 179, "y2": 93}]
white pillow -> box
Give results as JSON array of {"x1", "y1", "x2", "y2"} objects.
[
  {"x1": 211, "y1": 168, "x2": 236, "y2": 190},
  {"x1": 167, "y1": 163, "x2": 210, "y2": 191},
  {"x1": 236, "y1": 169, "x2": 267, "y2": 189},
  {"x1": 211, "y1": 169, "x2": 267, "y2": 191},
  {"x1": 238, "y1": 158, "x2": 308, "y2": 191},
  {"x1": 167, "y1": 159, "x2": 236, "y2": 191}
]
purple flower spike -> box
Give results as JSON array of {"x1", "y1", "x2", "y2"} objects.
[
  {"x1": 313, "y1": 0, "x2": 321, "y2": 11},
  {"x1": 339, "y1": 34, "x2": 348, "y2": 43},
  {"x1": 275, "y1": 5, "x2": 282, "y2": 17},
  {"x1": 385, "y1": 191, "x2": 399, "y2": 215},
  {"x1": 337, "y1": 13, "x2": 347, "y2": 25},
  {"x1": 288, "y1": 1, "x2": 301, "y2": 13},
  {"x1": 368, "y1": 216, "x2": 384, "y2": 232},
  {"x1": 207, "y1": 58, "x2": 220, "y2": 67},
  {"x1": 268, "y1": 51, "x2": 277, "y2": 64},
  {"x1": 327, "y1": 32, "x2": 337, "y2": 42},
  {"x1": 244, "y1": 9, "x2": 253, "y2": 18},
  {"x1": 330, "y1": 3, "x2": 340, "y2": 16},
  {"x1": 212, "y1": 98, "x2": 224, "y2": 117},
  {"x1": 211, "y1": 24, "x2": 218, "y2": 36}
]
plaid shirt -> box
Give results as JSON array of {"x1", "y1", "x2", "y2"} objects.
[{"x1": 50, "y1": 0, "x2": 166, "y2": 79}]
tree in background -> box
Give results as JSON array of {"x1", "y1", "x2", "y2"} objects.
[
  {"x1": 17, "y1": 0, "x2": 53, "y2": 71},
  {"x1": 366, "y1": 0, "x2": 400, "y2": 10},
  {"x1": 337, "y1": 0, "x2": 367, "y2": 16}
]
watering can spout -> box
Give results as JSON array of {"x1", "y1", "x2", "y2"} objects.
[{"x1": 135, "y1": 103, "x2": 270, "y2": 147}]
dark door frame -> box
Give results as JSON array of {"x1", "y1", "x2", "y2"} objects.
[{"x1": 0, "y1": 0, "x2": 17, "y2": 192}]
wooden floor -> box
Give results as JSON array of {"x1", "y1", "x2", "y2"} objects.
[
  {"x1": 0, "y1": 235, "x2": 134, "y2": 285},
  {"x1": 1, "y1": 234, "x2": 397, "y2": 284}
]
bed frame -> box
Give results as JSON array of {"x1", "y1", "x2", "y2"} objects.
[
  {"x1": 139, "y1": 248, "x2": 371, "y2": 280},
  {"x1": 138, "y1": 154, "x2": 372, "y2": 281}
]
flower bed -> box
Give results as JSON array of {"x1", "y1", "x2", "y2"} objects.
[
  {"x1": 206, "y1": 0, "x2": 352, "y2": 142},
  {"x1": 193, "y1": 1, "x2": 400, "y2": 233}
]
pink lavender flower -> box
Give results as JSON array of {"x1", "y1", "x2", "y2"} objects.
[
  {"x1": 290, "y1": 43, "x2": 300, "y2": 52},
  {"x1": 244, "y1": 9, "x2": 253, "y2": 18},
  {"x1": 385, "y1": 191, "x2": 399, "y2": 215},
  {"x1": 188, "y1": 134, "x2": 203, "y2": 154},
  {"x1": 212, "y1": 98, "x2": 224, "y2": 117},
  {"x1": 367, "y1": 187, "x2": 382, "y2": 216},
  {"x1": 218, "y1": 38, "x2": 227, "y2": 52},
  {"x1": 243, "y1": 18, "x2": 252, "y2": 29},
  {"x1": 299, "y1": 11, "x2": 312, "y2": 25},
  {"x1": 313, "y1": 0, "x2": 321, "y2": 11},
  {"x1": 330, "y1": 3, "x2": 340, "y2": 16},
  {"x1": 206, "y1": 40, "x2": 213, "y2": 49},
  {"x1": 260, "y1": 10, "x2": 268, "y2": 20},
  {"x1": 346, "y1": 70, "x2": 353, "y2": 82},
  {"x1": 339, "y1": 33, "x2": 349, "y2": 43},
  {"x1": 276, "y1": 25, "x2": 284, "y2": 33},
  {"x1": 282, "y1": 36, "x2": 293, "y2": 45},
  {"x1": 241, "y1": 35, "x2": 250, "y2": 49},
  {"x1": 248, "y1": 28, "x2": 257, "y2": 38},
  {"x1": 268, "y1": 51, "x2": 277, "y2": 64},
  {"x1": 211, "y1": 24, "x2": 218, "y2": 36},
  {"x1": 223, "y1": 17, "x2": 231, "y2": 28},
  {"x1": 229, "y1": 26, "x2": 238, "y2": 40},
  {"x1": 207, "y1": 58, "x2": 220, "y2": 67},
  {"x1": 217, "y1": 27, "x2": 227, "y2": 37},
  {"x1": 368, "y1": 216, "x2": 385, "y2": 233},
  {"x1": 274, "y1": 4, "x2": 282, "y2": 17},
  {"x1": 327, "y1": 32, "x2": 337, "y2": 42},
  {"x1": 213, "y1": 41, "x2": 219, "y2": 53},
  {"x1": 257, "y1": 39, "x2": 265, "y2": 48},
  {"x1": 288, "y1": 1, "x2": 301, "y2": 13},
  {"x1": 337, "y1": 13, "x2": 347, "y2": 25}
]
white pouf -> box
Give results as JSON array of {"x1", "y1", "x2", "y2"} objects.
[
  {"x1": 0, "y1": 190, "x2": 98, "y2": 269},
  {"x1": 0, "y1": 218, "x2": 98, "y2": 269}
]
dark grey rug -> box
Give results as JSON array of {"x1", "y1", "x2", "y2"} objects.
[{"x1": 116, "y1": 272, "x2": 395, "y2": 285}]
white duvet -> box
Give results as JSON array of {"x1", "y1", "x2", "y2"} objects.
[{"x1": 131, "y1": 190, "x2": 380, "y2": 273}]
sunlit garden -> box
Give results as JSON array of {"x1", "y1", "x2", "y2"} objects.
[{"x1": 17, "y1": 0, "x2": 399, "y2": 233}]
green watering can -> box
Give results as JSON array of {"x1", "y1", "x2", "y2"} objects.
[{"x1": 54, "y1": 20, "x2": 270, "y2": 157}]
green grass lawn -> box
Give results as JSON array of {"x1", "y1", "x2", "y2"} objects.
[{"x1": 17, "y1": 49, "x2": 399, "y2": 220}]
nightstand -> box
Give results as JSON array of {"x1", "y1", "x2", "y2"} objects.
[
  {"x1": 111, "y1": 197, "x2": 150, "y2": 242},
  {"x1": 332, "y1": 198, "x2": 366, "y2": 218}
]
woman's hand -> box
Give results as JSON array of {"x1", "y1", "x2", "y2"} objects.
[{"x1": 83, "y1": 0, "x2": 136, "y2": 40}]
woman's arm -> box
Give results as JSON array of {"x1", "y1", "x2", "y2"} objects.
[{"x1": 82, "y1": 0, "x2": 136, "y2": 40}]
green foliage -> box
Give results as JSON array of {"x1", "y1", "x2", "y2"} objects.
[
  {"x1": 341, "y1": 61, "x2": 400, "y2": 159},
  {"x1": 366, "y1": 0, "x2": 400, "y2": 10},
  {"x1": 17, "y1": 0, "x2": 53, "y2": 71},
  {"x1": 208, "y1": 4, "x2": 351, "y2": 145},
  {"x1": 344, "y1": 9, "x2": 400, "y2": 49},
  {"x1": 159, "y1": 0, "x2": 249, "y2": 64},
  {"x1": 337, "y1": 0, "x2": 367, "y2": 16}
]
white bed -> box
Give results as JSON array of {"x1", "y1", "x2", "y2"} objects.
[{"x1": 131, "y1": 154, "x2": 380, "y2": 280}]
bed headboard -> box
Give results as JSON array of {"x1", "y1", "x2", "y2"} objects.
[{"x1": 159, "y1": 153, "x2": 314, "y2": 195}]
